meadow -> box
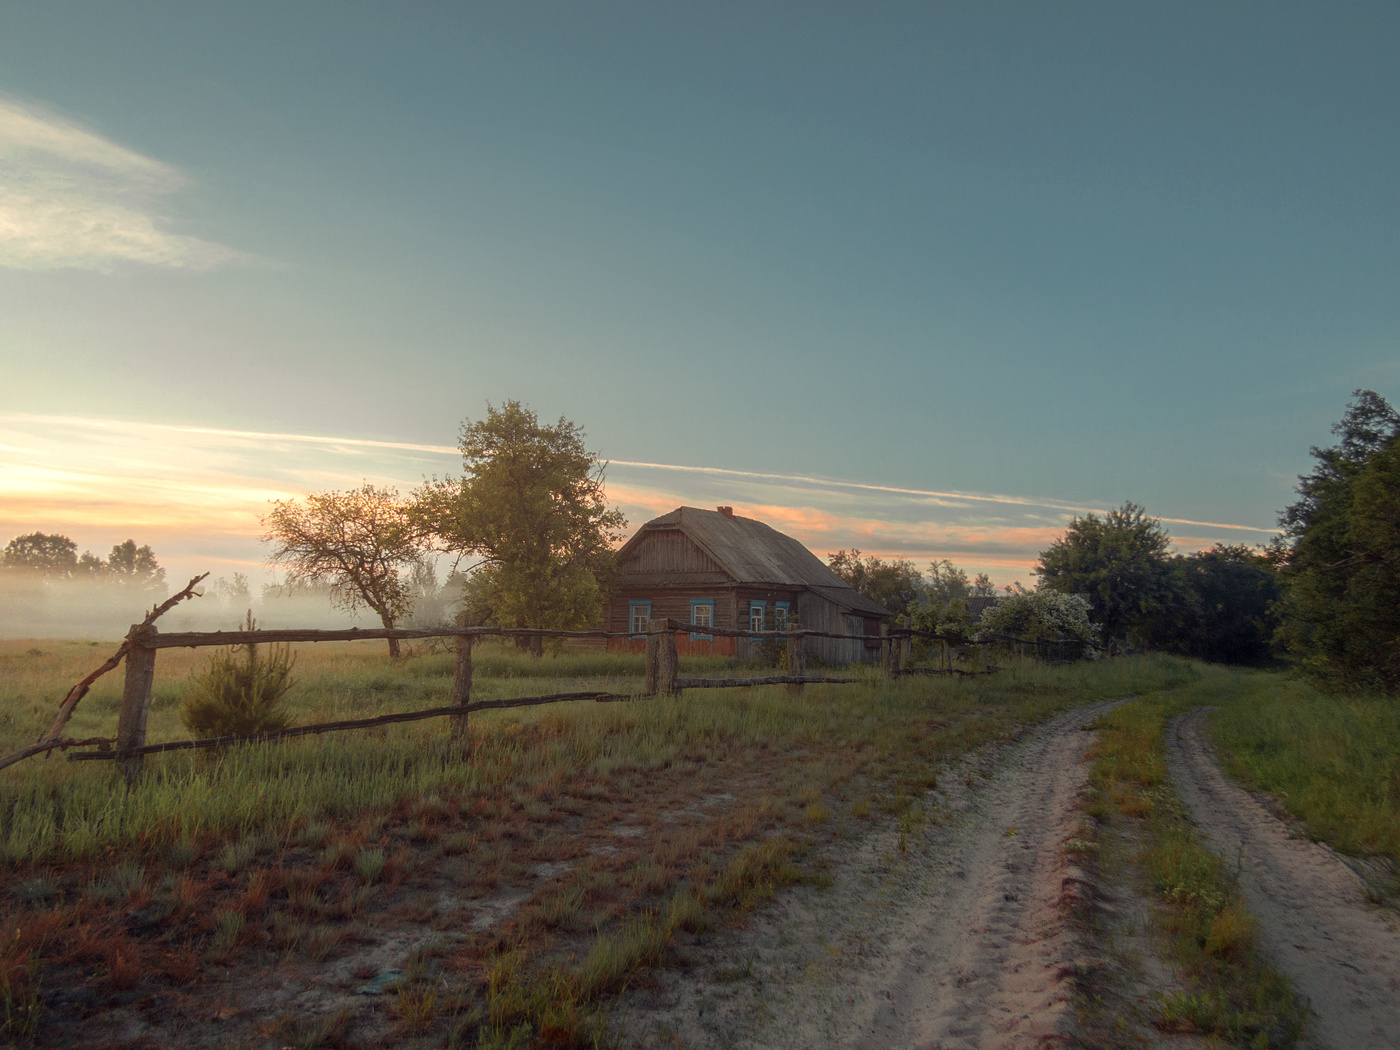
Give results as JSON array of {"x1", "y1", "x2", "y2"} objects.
[{"x1": 0, "y1": 639, "x2": 1190, "y2": 1047}]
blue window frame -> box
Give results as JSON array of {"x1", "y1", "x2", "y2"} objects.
[
  {"x1": 774, "y1": 601, "x2": 790, "y2": 631},
  {"x1": 749, "y1": 601, "x2": 766, "y2": 636},
  {"x1": 689, "y1": 599, "x2": 715, "y2": 641},
  {"x1": 629, "y1": 600, "x2": 652, "y2": 637}
]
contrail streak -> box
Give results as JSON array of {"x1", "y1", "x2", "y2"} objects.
[{"x1": 1, "y1": 413, "x2": 1280, "y2": 534}]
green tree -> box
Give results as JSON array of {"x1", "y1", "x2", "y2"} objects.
[
  {"x1": 1035, "y1": 502, "x2": 1178, "y2": 650},
  {"x1": 1276, "y1": 391, "x2": 1400, "y2": 690},
  {"x1": 414, "y1": 402, "x2": 626, "y2": 655},
  {"x1": 826, "y1": 550, "x2": 925, "y2": 619},
  {"x1": 263, "y1": 485, "x2": 425, "y2": 657},
  {"x1": 1163, "y1": 545, "x2": 1280, "y2": 666},
  {"x1": 104, "y1": 539, "x2": 166, "y2": 591},
  {"x1": 1, "y1": 533, "x2": 79, "y2": 577},
  {"x1": 971, "y1": 573, "x2": 996, "y2": 597}
]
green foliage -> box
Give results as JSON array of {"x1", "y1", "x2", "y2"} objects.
[
  {"x1": 415, "y1": 401, "x2": 626, "y2": 649},
  {"x1": 827, "y1": 549, "x2": 925, "y2": 618},
  {"x1": 1037, "y1": 501, "x2": 1180, "y2": 649},
  {"x1": 1, "y1": 532, "x2": 78, "y2": 577},
  {"x1": 1, "y1": 533, "x2": 166, "y2": 591},
  {"x1": 1210, "y1": 675, "x2": 1400, "y2": 866},
  {"x1": 263, "y1": 484, "x2": 425, "y2": 657},
  {"x1": 179, "y1": 616, "x2": 297, "y2": 738},
  {"x1": 977, "y1": 590, "x2": 1099, "y2": 652},
  {"x1": 1276, "y1": 391, "x2": 1400, "y2": 691},
  {"x1": 1161, "y1": 545, "x2": 1281, "y2": 666}
]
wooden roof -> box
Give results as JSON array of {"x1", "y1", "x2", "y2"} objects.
[{"x1": 617, "y1": 507, "x2": 891, "y2": 617}]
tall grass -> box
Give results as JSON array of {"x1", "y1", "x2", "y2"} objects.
[
  {"x1": 0, "y1": 643, "x2": 1192, "y2": 865},
  {"x1": 1208, "y1": 676, "x2": 1400, "y2": 865}
]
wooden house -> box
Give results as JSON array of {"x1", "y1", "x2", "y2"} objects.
[{"x1": 606, "y1": 506, "x2": 891, "y2": 664}]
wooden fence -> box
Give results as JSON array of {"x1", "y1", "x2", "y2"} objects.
[{"x1": 27, "y1": 613, "x2": 1084, "y2": 782}]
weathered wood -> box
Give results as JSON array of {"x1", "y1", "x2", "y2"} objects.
[
  {"x1": 450, "y1": 636, "x2": 473, "y2": 746},
  {"x1": 658, "y1": 629, "x2": 679, "y2": 696},
  {"x1": 116, "y1": 628, "x2": 158, "y2": 780},
  {"x1": 149, "y1": 625, "x2": 614, "y2": 649},
  {"x1": 786, "y1": 634, "x2": 807, "y2": 695},
  {"x1": 644, "y1": 623, "x2": 661, "y2": 695},
  {"x1": 879, "y1": 623, "x2": 894, "y2": 677},
  {"x1": 69, "y1": 691, "x2": 638, "y2": 761}
]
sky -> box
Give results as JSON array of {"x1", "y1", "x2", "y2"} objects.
[{"x1": 2, "y1": 3, "x2": 1398, "y2": 591}]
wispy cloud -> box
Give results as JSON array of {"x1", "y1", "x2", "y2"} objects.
[
  {"x1": 0, "y1": 413, "x2": 1278, "y2": 586},
  {"x1": 0, "y1": 96, "x2": 248, "y2": 271}
]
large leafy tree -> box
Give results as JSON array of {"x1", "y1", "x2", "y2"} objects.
[
  {"x1": 263, "y1": 485, "x2": 425, "y2": 657},
  {"x1": 2, "y1": 533, "x2": 79, "y2": 577},
  {"x1": 827, "y1": 550, "x2": 926, "y2": 619},
  {"x1": 1036, "y1": 502, "x2": 1179, "y2": 650},
  {"x1": 1166, "y1": 545, "x2": 1281, "y2": 666},
  {"x1": 104, "y1": 540, "x2": 167, "y2": 591},
  {"x1": 414, "y1": 402, "x2": 626, "y2": 655},
  {"x1": 1276, "y1": 390, "x2": 1400, "y2": 690}
]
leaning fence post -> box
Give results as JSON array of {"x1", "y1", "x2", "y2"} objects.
[
  {"x1": 450, "y1": 633, "x2": 473, "y2": 749},
  {"x1": 644, "y1": 621, "x2": 661, "y2": 696},
  {"x1": 879, "y1": 624, "x2": 893, "y2": 678},
  {"x1": 786, "y1": 632, "x2": 806, "y2": 695},
  {"x1": 116, "y1": 624, "x2": 158, "y2": 782}
]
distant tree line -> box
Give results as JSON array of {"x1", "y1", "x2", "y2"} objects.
[{"x1": 1, "y1": 535, "x2": 166, "y2": 591}]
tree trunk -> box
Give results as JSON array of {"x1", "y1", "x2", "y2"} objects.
[{"x1": 377, "y1": 610, "x2": 401, "y2": 658}]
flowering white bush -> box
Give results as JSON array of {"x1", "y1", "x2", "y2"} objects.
[{"x1": 976, "y1": 590, "x2": 1100, "y2": 653}]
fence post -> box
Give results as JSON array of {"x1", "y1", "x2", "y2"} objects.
[
  {"x1": 116, "y1": 625, "x2": 158, "y2": 782},
  {"x1": 450, "y1": 634, "x2": 473, "y2": 749},
  {"x1": 644, "y1": 621, "x2": 661, "y2": 696},
  {"x1": 786, "y1": 632, "x2": 806, "y2": 695},
  {"x1": 899, "y1": 633, "x2": 911, "y2": 672},
  {"x1": 659, "y1": 624, "x2": 679, "y2": 697},
  {"x1": 879, "y1": 624, "x2": 893, "y2": 678}
]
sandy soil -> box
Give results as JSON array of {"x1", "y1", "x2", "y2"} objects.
[
  {"x1": 618, "y1": 700, "x2": 1127, "y2": 1049},
  {"x1": 1167, "y1": 708, "x2": 1400, "y2": 1050}
]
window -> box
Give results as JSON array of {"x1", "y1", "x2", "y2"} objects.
[
  {"x1": 690, "y1": 599, "x2": 714, "y2": 640},
  {"x1": 629, "y1": 600, "x2": 652, "y2": 636},
  {"x1": 749, "y1": 601, "x2": 766, "y2": 634},
  {"x1": 774, "y1": 602, "x2": 790, "y2": 631}
]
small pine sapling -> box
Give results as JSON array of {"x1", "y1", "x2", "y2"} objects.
[{"x1": 180, "y1": 612, "x2": 296, "y2": 737}]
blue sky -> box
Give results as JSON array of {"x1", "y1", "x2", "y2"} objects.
[{"x1": 2, "y1": 3, "x2": 1397, "y2": 586}]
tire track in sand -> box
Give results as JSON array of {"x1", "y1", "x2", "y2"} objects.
[
  {"x1": 1167, "y1": 708, "x2": 1400, "y2": 1049},
  {"x1": 847, "y1": 699, "x2": 1118, "y2": 1050}
]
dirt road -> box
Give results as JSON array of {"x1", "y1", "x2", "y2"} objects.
[
  {"x1": 1167, "y1": 708, "x2": 1400, "y2": 1050},
  {"x1": 622, "y1": 700, "x2": 1122, "y2": 1048}
]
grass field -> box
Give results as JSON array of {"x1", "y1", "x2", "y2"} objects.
[
  {"x1": 0, "y1": 640, "x2": 1196, "y2": 1047},
  {"x1": 1207, "y1": 675, "x2": 1400, "y2": 868}
]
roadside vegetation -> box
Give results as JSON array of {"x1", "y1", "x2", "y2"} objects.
[
  {"x1": 1209, "y1": 677, "x2": 1400, "y2": 873},
  {"x1": 1084, "y1": 669, "x2": 1309, "y2": 1047},
  {"x1": 0, "y1": 645, "x2": 1186, "y2": 1047}
]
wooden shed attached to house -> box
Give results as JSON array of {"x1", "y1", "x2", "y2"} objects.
[{"x1": 606, "y1": 506, "x2": 891, "y2": 664}]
